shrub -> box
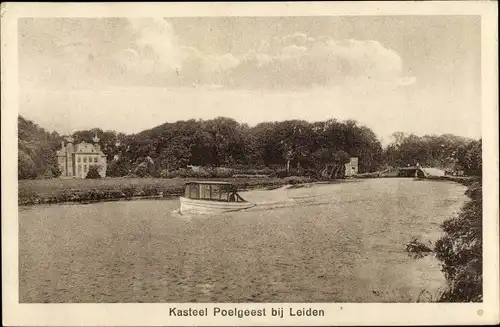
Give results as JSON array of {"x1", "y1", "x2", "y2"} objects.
[
  {"x1": 107, "y1": 160, "x2": 130, "y2": 177},
  {"x1": 18, "y1": 151, "x2": 37, "y2": 179},
  {"x1": 51, "y1": 165, "x2": 62, "y2": 178},
  {"x1": 142, "y1": 185, "x2": 163, "y2": 197},
  {"x1": 42, "y1": 168, "x2": 55, "y2": 179},
  {"x1": 134, "y1": 164, "x2": 149, "y2": 178},
  {"x1": 405, "y1": 180, "x2": 483, "y2": 302},
  {"x1": 86, "y1": 165, "x2": 102, "y2": 179},
  {"x1": 159, "y1": 169, "x2": 170, "y2": 178},
  {"x1": 121, "y1": 186, "x2": 136, "y2": 197},
  {"x1": 276, "y1": 169, "x2": 289, "y2": 178},
  {"x1": 405, "y1": 237, "x2": 433, "y2": 259},
  {"x1": 283, "y1": 176, "x2": 309, "y2": 185}
]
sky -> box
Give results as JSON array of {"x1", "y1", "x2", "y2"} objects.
[{"x1": 18, "y1": 16, "x2": 481, "y2": 144}]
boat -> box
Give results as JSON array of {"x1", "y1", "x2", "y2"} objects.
[{"x1": 179, "y1": 181, "x2": 256, "y2": 214}]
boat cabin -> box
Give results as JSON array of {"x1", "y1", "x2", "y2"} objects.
[{"x1": 184, "y1": 181, "x2": 246, "y2": 202}]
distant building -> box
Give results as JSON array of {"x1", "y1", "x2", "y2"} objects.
[
  {"x1": 57, "y1": 135, "x2": 107, "y2": 178},
  {"x1": 344, "y1": 157, "x2": 359, "y2": 177}
]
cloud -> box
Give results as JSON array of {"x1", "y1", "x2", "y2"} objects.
[
  {"x1": 282, "y1": 32, "x2": 316, "y2": 47},
  {"x1": 19, "y1": 18, "x2": 415, "y2": 90},
  {"x1": 279, "y1": 44, "x2": 308, "y2": 60},
  {"x1": 116, "y1": 18, "x2": 181, "y2": 75},
  {"x1": 114, "y1": 20, "x2": 242, "y2": 86},
  {"x1": 218, "y1": 35, "x2": 412, "y2": 90},
  {"x1": 90, "y1": 21, "x2": 414, "y2": 90},
  {"x1": 398, "y1": 76, "x2": 417, "y2": 86}
]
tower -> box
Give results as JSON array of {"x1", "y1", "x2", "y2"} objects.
[
  {"x1": 65, "y1": 136, "x2": 75, "y2": 177},
  {"x1": 93, "y1": 134, "x2": 101, "y2": 152}
]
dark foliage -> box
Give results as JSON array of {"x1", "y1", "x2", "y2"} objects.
[
  {"x1": 18, "y1": 116, "x2": 63, "y2": 179},
  {"x1": 406, "y1": 180, "x2": 483, "y2": 302},
  {"x1": 85, "y1": 165, "x2": 102, "y2": 179},
  {"x1": 384, "y1": 132, "x2": 481, "y2": 176},
  {"x1": 19, "y1": 115, "x2": 481, "y2": 180}
]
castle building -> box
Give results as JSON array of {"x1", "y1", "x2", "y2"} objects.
[{"x1": 57, "y1": 135, "x2": 107, "y2": 178}]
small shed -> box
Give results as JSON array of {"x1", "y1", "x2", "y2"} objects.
[{"x1": 345, "y1": 157, "x2": 359, "y2": 177}]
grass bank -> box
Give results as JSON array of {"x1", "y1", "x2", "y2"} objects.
[{"x1": 18, "y1": 176, "x2": 312, "y2": 206}]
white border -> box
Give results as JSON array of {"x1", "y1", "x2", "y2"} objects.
[{"x1": 2, "y1": 2, "x2": 499, "y2": 326}]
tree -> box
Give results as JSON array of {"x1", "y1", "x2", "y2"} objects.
[
  {"x1": 21, "y1": 114, "x2": 481, "y2": 180},
  {"x1": 463, "y1": 139, "x2": 482, "y2": 176},
  {"x1": 106, "y1": 158, "x2": 131, "y2": 177},
  {"x1": 18, "y1": 150, "x2": 37, "y2": 179},
  {"x1": 383, "y1": 132, "x2": 474, "y2": 170},
  {"x1": 312, "y1": 148, "x2": 350, "y2": 179},
  {"x1": 18, "y1": 116, "x2": 62, "y2": 179}
]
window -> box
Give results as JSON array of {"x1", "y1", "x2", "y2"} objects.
[
  {"x1": 83, "y1": 157, "x2": 87, "y2": 163},
  {"x1": 200, "y1": 185, "x2": 211, "y2": 200},
  {"x1": 77, "y1": 157, "x2": 81, "y2": 162},
  {"x1": 78, "y1": 165, "x2": 81, "y2": 172},
  {"x1": 84, "y1": 166, "x2": 87, "y2": 172},
  {"x1": 94, "y1": 157, "x2": 98, "y2": 163},
  {"x1": 189, "y1": 184, "x2": 199, "y2": 199}
]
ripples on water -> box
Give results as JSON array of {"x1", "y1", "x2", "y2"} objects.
[{"x1": 19, "y1": 178, "x2": 468, "y2": 303}]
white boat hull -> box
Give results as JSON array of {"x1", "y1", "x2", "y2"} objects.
[{"x1": 179, "y1": 197, "x2": 256, "y2": 214}]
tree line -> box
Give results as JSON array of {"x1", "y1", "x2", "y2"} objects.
[{"x1": 17, "y1": 115, "x2": 482, "y2": 179}]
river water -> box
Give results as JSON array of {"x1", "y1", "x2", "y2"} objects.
[{"x1": 19, "y1": 178, "x2": 468, "y2": 303}]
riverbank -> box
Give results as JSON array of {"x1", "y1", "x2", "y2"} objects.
[
  {"x1": 18, "y1": 176, "x2": 312, "y2": 206},
  {"x1": 18, "y1": 174, "x2": 479, "y2": 206},
  {"x1": 357, "y1": 169, "x2": 480, "y2": 186},
  {"x1": 405, "y1": 176, "x2": 483, "y2": 302}
]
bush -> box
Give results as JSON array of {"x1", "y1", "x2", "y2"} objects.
[
  {"x1": 134, "y1": 164, "x2": 149, "y2": 178},
  {"x1": 283, "y1": 176, "x2": 310, "y2": 185},
  {"x1": 405, "y1": 180, "x2": 483, "y2": 302},
  {"x1": 121, "y1": 186, "x2": 136, "y2": 197},
  {"x1": 86, "y1": 165, "x2": 102, "y2": 179},
  {"x1": 42, "y1": 168, "x2": 55, "y2": 179},
  {"x1": 107, "y1": 160, "x2": 130, "y2": 177},
  {"x1": 159, "y1": 169, "x2": 170, "y2": 178},
  {"x1": 50, "y1": 165, "x2": 62, "y2": 178},
  {"x1": 276, "y1": 169, "x2": 289, "y2": 178},
  {"x1": 405, "y1": 237, "x2": 433, "y2": 259},
  {"x1": 18, "y1": 151, "x2": 37, "y2": 179}
]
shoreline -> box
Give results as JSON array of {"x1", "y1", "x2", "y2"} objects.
[
  {"x1": 18, "y1": 175, "x2": 478, "y2": 207},
  {"x1": 18, "y1": 177, "x2": 313, "y2": 207}
]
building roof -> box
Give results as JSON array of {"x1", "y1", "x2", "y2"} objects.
[
  {"x1": 75, "y1": 142, "x2": 97, "y2": 153},
  {"x1": 185, "y1": 181, "x2": 235, "y2": 185},
  {"x1": 57, "y1": 141, "x2": 105, "y2": 156}
]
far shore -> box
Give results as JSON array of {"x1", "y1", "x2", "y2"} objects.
[
  {"x1": 18, "y1": 176, "x2": 314, "y2": 207},
  {"x1": 18, "y1": 174, "x2": 478, "y2": 207}
]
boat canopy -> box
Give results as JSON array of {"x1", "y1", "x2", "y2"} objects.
[
  {"x1": 184, "y1": 181, "x2": 244, "y2": 202},
  {"x1": 185, "y1": 181, "x2": 235, "y2": 185}
]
